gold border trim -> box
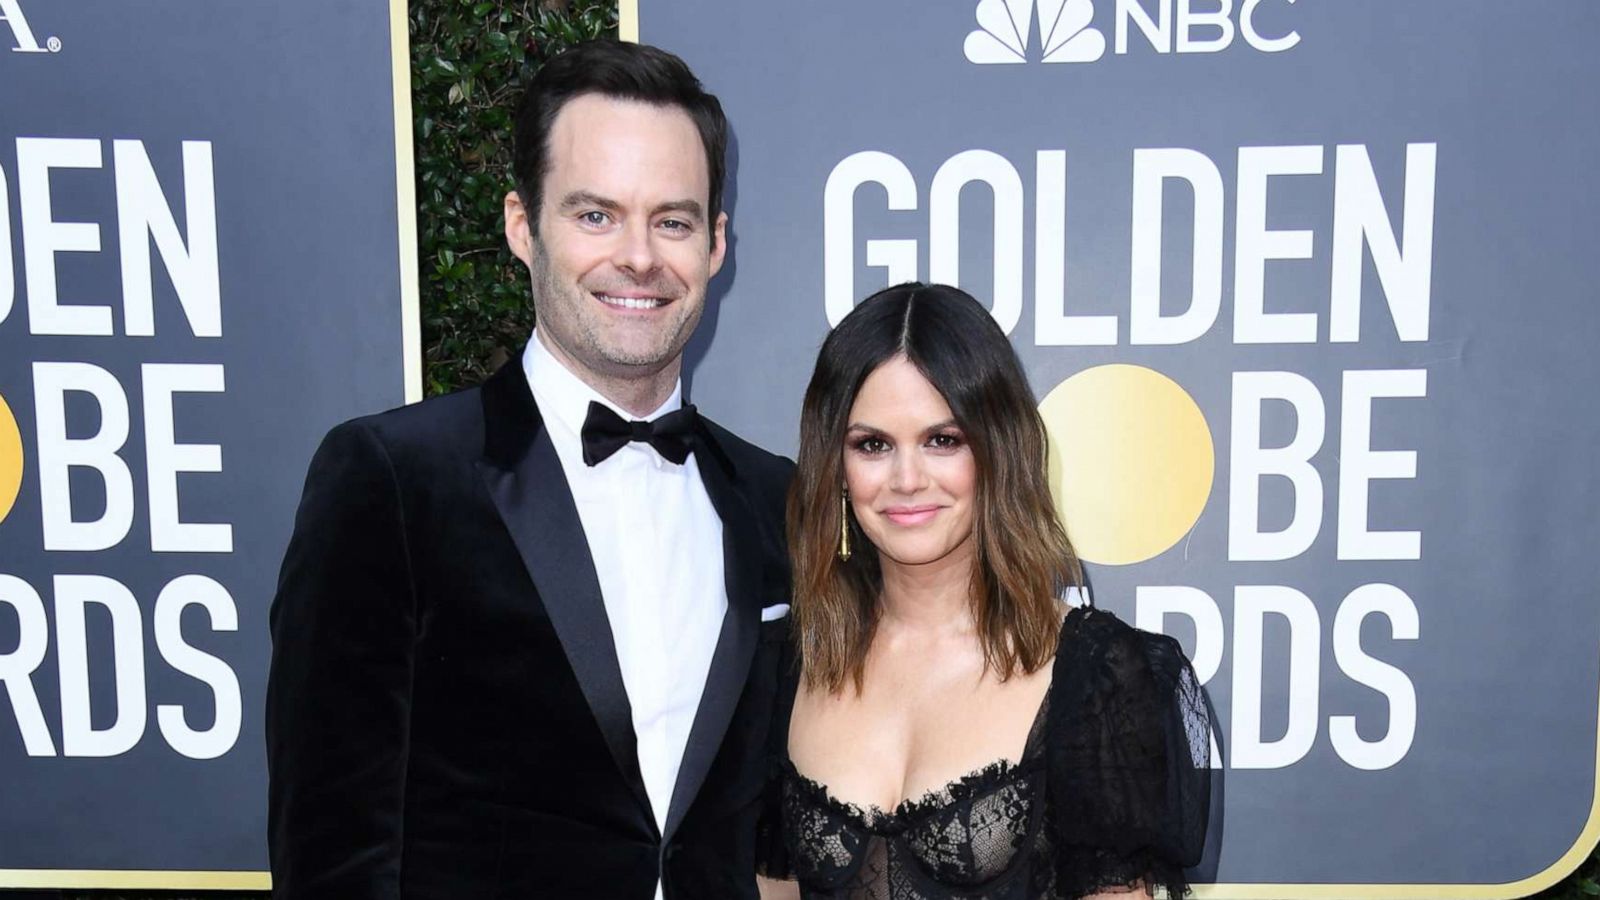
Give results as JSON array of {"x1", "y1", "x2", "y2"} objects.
[
  {"x1": 619, "y1": 0, "x2": 639, "y2": 42},
  {"x1": 393, "y1": 0, "x2": 423, "y2": 404},
  {"x1": 1186, "y1": 723, "x2": 1600, "y2": 899},
  {"x1": 0, "y1": 870, "x2": 269, "y2": 890},
  {"x1": 630, "y1": 0, "x2": 1600, "y2": 895}
]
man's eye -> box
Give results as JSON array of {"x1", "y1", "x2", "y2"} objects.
[
  {"x1": 580, "y1": 211, "x2": 610, "y2": 227},
  {"x1": 659, "y1": 218, "x2": 690, "y2": 232}
]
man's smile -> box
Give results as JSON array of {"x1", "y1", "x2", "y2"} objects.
[{"x1": 593, "y1": 291, "x2": 672, "y2": 311}]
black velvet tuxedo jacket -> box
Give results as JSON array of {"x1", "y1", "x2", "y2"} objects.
[{"x1": 266, "y1": 360, "x2": 794, "y2": 900}]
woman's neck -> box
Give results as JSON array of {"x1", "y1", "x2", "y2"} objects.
[{"x1": 876, "y1": 536, "x2": 978, "y2": 636}]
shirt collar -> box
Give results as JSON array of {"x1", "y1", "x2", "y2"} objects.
[{"x1": 522, "y1": 329, "x2": 683, "y2": 440}]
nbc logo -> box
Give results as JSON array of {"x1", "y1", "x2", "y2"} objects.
[
  {"x1": 0, "y1": 0, "x2": 59, "y2": 53},
  {"x1": 965, "y1": 0, "x2": 1106, "y2": 64},
  {"x1": 964, "y1": 0, "x2": 1300, "y2": 66}
]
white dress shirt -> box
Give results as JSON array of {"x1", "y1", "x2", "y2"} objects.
[{"x1": 523, "y1": 332, "x2": 727, "y2": 896}]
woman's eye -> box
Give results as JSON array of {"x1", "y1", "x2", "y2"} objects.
[
  {"x1": 928, "y1": 431, "x2": 965, "y2": 450},
  {"x1": 853, "y1": 436, "x2": 890, "y2": 455}
]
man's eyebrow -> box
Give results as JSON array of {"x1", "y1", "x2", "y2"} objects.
[
  {"x1": 653, "y1": 199, "x2": 705, "y2": 222},
  {"x1": 556, "y1": 193, "x2": 705, "y2": 223},
  {"x1": 557, "y1": 190, "x2": 622, "y2": 212}
]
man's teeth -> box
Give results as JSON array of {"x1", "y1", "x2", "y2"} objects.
[{"x1": 597, "y1": 293, "x2": 665, "y2": 310}]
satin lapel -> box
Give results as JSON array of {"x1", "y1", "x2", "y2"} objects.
[
  {"x1": 474, "y1": 361, "x2": 651, "y2": 821},
  {"x1": 664, "y1": 427, "x2": 763, "y2": 840}
]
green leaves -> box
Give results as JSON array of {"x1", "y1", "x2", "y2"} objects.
[{"x1": 410, "y1": 0, "x2": 618, "y2": 395}]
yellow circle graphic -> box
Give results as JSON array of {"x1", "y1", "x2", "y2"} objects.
[
  {"x1": 0, "y1": 391, "x2": 22, "y2": 526},
  {"x1": 1039, "y1": 364, "x2": 1214, "y2": 566}
]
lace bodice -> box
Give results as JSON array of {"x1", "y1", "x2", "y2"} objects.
[
  {"x1": 758, "y1": 607, "x2": 1213, "y2": 900},
  {"x1": 778, "y1": 689, "x2": 1056, "y2": 899}
]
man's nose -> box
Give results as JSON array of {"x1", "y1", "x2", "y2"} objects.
[{"x1": 611, "y1": 218, "x2": 660, "y2": 277}]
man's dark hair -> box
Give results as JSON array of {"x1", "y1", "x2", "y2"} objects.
[{"x1": 512, "y1": 40, "x2": 728, "y2": 245}]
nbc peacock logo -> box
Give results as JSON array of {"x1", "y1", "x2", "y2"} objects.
[
  {"x1": 964, "y1": 0, "x2": 1303, "y2": 65},
  {"x1": 964, "y1": 0, "x2": 1106, "y2": 64}
]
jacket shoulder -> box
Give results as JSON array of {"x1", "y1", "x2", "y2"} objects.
[
  {"x1": 330, "y1": 384, "x2": 486, "y2": 461},
  {"x1": 698, "y1": 417, "x2": 794, "y2": 490}
]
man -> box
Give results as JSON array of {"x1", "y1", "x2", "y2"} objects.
[{"x1": 266, "y1": 41, "x2": 793, "y2": 900}]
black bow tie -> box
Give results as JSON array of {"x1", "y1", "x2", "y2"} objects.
[{"x1": 580, "y1": 401, "x2": 699, "y2": 467}]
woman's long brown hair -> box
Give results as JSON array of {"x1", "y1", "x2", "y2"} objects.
[{"x1": 788, "y1": 282, "x2": 1082, "y2": 694}]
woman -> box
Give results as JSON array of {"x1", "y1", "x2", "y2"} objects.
[{"x1": 759, "y1": 283, "x2": 1211, "y2": 900}]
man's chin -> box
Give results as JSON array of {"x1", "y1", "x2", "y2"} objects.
[
  {"x1": 594, "y1": 326, "x2": 696, "y2": 364},
  {"x1": 592, "y1": 343, "x2": 688, "y2": 375}
]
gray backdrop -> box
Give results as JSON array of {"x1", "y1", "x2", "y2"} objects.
[
  {"x1": 0, "y1": 0, "x2": 408, "y2": 883},
  {"x1": 643, "y1": 0, "x2": 1600, "y2": 895}
]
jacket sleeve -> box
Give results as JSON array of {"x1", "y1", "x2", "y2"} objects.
[
  {"x1": 266, "y1": 421, "x2": 417, "y2": 900},
  {"x1": 754, "y1": 453, "x2": 798, "y2": 881},
  {"x1": 1047, "y1": 609, "x2": 1212, "y2": 899}
]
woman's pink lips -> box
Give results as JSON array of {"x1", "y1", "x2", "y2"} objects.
[{"x1": 882, "y1": 505, "x2": 941, "y2": 526}]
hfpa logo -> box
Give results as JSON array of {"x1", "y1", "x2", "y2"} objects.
[
  {"x1": 0, "y1": 0, "x2": 61, "y2": 53},
  {"x1": 964, "y1": 0, "x2": 1300, "y2": 65}
]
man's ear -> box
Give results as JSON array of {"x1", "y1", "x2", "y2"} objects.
[
  {"x1": 708, "y1": 210, "x2": 729, "y2": 278},
  {"x1": 504, "y1": 190, "x2": 535, "y2": 266}
]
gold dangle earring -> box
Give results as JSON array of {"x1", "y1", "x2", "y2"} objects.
[{"x1": 838, "y1": 488, "x2": 852, "y2": 562}]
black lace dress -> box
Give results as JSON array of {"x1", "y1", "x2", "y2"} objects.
[{"x1": 758, "y1": 607, "x2": 1212, "y2": 900}]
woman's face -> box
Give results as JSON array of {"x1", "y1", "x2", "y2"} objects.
[{"x1": 842, "y1": 355, "x2": 978, "y2": 571}]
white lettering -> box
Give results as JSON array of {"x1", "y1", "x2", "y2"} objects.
[
  {"x1": 1234, "y1": 145, "x2": 1322, "y2": 343},
  {"x1": 1035, "y1": 150, "x2": 1116, "y2": 345},
  {"x1": 1130, "y1": 148, "x2": 1224, "y2": 345},
  {"x1": 1231, "y1": 584, "x2": 1320, "y2": 769},
  {"x1": 824, "y1": 152, "x2": 918, "y2": 326},
  {"x1": 115, "y1": 141, "x2": 222, "y2": 338},
  {"x1": 929, "y1": 150, "x2": 1024, "y2": 333},
  {"x1": 55, "y1": 574, "x2": 146, "y2": 757},
  {"x1": 1177, "y1": 0, "x2": 1235, "y2": 53},
  {"x1": 1330, "y1": 583, "x2": 1419, "y2": 770},
  {"x1": 0, "y1": 0, "x2": 45, "y2": 53},
  {"x1": 0, "y1": 574, "x2": 56, "y2": 756},
  {"x1": 1337, "y1": 369, "x2": 1426, "y2": 560},
  {"x1": 1240, "y1": 0, "x2": 1300, "y2": 51},
  {"x1": 154, "y1": 575, "x2": 242, "y2": 760},
  {"x1": 1330, "y1": 143, "x2": 1436, "y2": 342},
  {"x1": 142, "y1": 363, "x2": 231, "y2": 553},
  {"x1": 1228, "y1": 371, "x2": 1325, "y2": 560},
  {"x1": 1116, "y1": 0, "x2": 1171, "y2": 53},
  {"x1": 0, "y1": 162, "x2": 11, "y2": 325},
  {"x1": 33, "y1": 362, "x2": 134, "y2": 551},
  {"x1": 18, "y1": 138, "x2": 110, "y2": 336}
]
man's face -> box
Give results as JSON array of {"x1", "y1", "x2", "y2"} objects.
[{"x1": 505, "y1": 94, "x2": 726, "y2": 388}]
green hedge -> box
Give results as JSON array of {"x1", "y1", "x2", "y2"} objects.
[
  {"x1": 9, "y1": 1, "x2": 1598, "y2": 898},
  {"x1": 416, "y1": 0, "x2": 619, "y2": 395}
]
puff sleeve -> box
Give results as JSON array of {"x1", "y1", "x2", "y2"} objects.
[{"x1": 1046, "y1": 607, "x2": 1212, "y2": 899}]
